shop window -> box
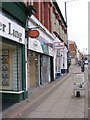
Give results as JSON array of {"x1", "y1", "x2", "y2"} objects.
[
  {"x1": 1, "y1": 49, "x2": 9, "y2": 86},
  {"x1": 0, "y1": 42, "x2": 22, "y2": 91},
  {"x1": 30, "y1": 51, "x2": 33, "y2": 56},
  {"x1": 40, "y1": 55, "x2": 50, "y2": 85}
]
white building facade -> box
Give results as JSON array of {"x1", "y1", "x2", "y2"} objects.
[{"x1": 26, "y1": 15, "x2": 55, "y2": 90}]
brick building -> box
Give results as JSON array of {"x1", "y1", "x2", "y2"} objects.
[
  {"x1": 68, "y1": 40, "x2": 77, "y2": 58},
  {"x1": 68, "y1": 40, "x2": 78, "y2": 65},
  {"x1": 24, "y1": 1, "x2": 67, "y2": 41},
  {"x1": 23, "y1": 0, "x2": 68, "y2": 78}
]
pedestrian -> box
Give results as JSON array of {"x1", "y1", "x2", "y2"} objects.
[{"x1": 81, "y1": 60, "x2": 84, "y2": 72}]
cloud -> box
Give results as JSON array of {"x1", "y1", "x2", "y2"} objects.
[{"x1": 56, "y1": 0, "x2": 88, "y2": 52}]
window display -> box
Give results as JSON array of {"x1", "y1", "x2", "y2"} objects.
[
  {"x1": 1, "y1": 50, "x2": 9, "y2": 86},
  {"x1": 0, "y1": 42, "x2": 22, "y2": 91},
  {"x1": 40, "y1": 55, "x2": 50, "y2": 85}
]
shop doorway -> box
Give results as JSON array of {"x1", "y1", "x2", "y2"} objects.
[
  {"x1": 40, "y1": 55, "x2": 50, "y2": 85},
  {"x1": 50, "y1": 57, "x2": 54, "y2": 81},
  {"x1": 27, "y1": 51, "x2": 39, "y2": 89}
]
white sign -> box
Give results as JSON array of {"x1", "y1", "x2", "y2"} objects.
[
  {"x1": 54, "y1": 42, "x2": 64, "y2": 49},
  {"x1": 0, "y1": 13, "x2": 25, "y2": 44},
  {"x1": 28, "y1": 38, "x2": 43, "y2": 53},
  {"x1": 74, "y1": 73, "x2": 85, "y2": 83}
]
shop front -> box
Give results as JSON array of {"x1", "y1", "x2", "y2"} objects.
[
  {"x1": 55, "y1": 49, "x2": 61, "y2": 79},
  {"x1": 54, "y1": 38, "x2": 64, "y2": 78},
  {"x1": 63, "y1": 46, "x2": 68, "y2": 73},
  {"x1": 39, "y1": 40, "x2": 54, "y2": 85},
  {"x1": 40, "y1": 45, "x2": 50, "y2": 85},
  {"x1": 0, "y1": 12, "x2": 26, "y2": 102},
  {"x1": 27, "y1": 15, "x2": 55, "y2": 89},
  {"x1": 60, "y1": 48, "x2": 65, "y2": 74},
  {"x1": 27, "y1": 38, "x2": 42, "y2": 90},
  {"x1": 28, "y1": 39, "x2": 53, "y2": 88},
  {"x1": 27, "y1": 50, "x2": 39, "y2": 89}
]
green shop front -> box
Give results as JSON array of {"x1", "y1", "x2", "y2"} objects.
[{"x1": 0, "y1": 11, "x2": 27, "y2": 102}]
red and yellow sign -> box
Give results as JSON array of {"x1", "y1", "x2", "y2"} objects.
[{"x1": 28, "y1": 30, "x2": 39, "y2": 38}]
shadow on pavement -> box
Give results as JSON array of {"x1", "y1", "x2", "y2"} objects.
[{"x1": 2, "y1": 101, "x2": 16, "y2": 112}]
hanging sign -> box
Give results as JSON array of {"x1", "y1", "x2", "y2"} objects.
[
  {"x1": 54, "y1": 42, "x2": 64, "y2": 49},
  {"x1": 28, "y1": 29, "x2": 39, "y2": 38}
]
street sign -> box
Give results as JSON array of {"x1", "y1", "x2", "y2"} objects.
[{"x1": 54, "y1": 42, "x2": 64, "y2": 50}]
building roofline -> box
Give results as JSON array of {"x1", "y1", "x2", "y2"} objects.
[{"x1": 53, "y1": 1, "x2": 67, "y2": 27}]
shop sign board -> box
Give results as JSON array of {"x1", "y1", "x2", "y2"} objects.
[
  {"x1": 54, "y1": 42, "x2": 64, "y2": 50},
  {"x1": 28, "y1": 39, "x2": 43, "y2": 53},
  {"x1": 28, "y1": 30, "x2": 39, "y2": 38},
  {"x1": 0, "y1": 13, "x2": 25, "y2": 44}
]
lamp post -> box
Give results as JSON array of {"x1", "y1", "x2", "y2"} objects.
[
  {"x1": 65, "y1": 1, "x2": 68, "y2": 73},
  {"x1": 64, "y1": 0, "x2": 79, "y2": 73},
  {"x1": 88, "y1": 2, "x2": 90, "y2": 119}
]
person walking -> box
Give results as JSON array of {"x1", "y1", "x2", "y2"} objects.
[{"x1": 81, "y1": 60, "x2": 85, "y2": 72}]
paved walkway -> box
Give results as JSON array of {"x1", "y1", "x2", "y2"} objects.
[
  {"x1": 26, "y1": 66, "x2": 86, "y2": 118},
  {"x1": 2, "y1": 65, "x2": 88, "y2": 119}
]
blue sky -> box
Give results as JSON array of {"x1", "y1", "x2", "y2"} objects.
[{"x1": 56, "y1": 0, "x2": 89, "y2": 54}]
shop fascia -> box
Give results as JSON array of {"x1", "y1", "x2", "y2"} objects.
[
  {"x1": 28, "y1": 16, "x2": 55, "y2": 56},
  {"x1": 28, "y1": 16, "x2": 55, "y2": 43},
  {"x1": 53, "y1": 37, "x2": 65, "y2": 56},
  {"x1": 0, "y1": 13, "x2": 25, "y2": 44}
]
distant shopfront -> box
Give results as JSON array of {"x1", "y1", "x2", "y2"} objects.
[{"x1": 54, "y1": 40, "x2": 65, "y2": 78}]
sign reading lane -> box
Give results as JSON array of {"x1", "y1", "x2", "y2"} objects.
[{"x1": 0, "y1": 13, "x2": 25, "y2": 44}]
